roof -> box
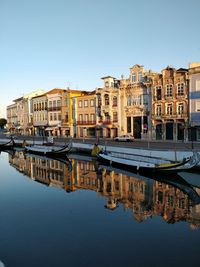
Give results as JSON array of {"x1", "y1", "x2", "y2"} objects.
[
  {"x1": 176, "y1": 68, "x2": 188, "y2": 72},
  {"x1": 101, "y1": 76, "x2": 116, "y2": 80}
]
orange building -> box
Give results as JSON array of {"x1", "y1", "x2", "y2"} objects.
[{"x1": 152, "y1": 66, "x2": 189, "y2": 141}]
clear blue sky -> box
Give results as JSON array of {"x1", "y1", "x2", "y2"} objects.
[{"x1": 0, "y1": 0, "x2": 200, "y2": 117}]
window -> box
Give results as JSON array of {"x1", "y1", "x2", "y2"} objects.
[
  {"x1": 127, "y1": 96, "x2": 131, "y2": 106},
  {"x1": 105, "y1": 81, "x2": 109, "y2": 88},
  {"x1": 85, "y1": 114, "x2": 89, "y2": 122},
  {"x1": 166, "y1": 84, "x2": 173, "y2": 97},
  {"x1": 50, "y1": 113, "x2": 53, "y2": 121},
  {"x1": 177, "y1": 83, "x2": 184, "y2": 96},
  {"x1": 57, "y1": 100, "x2": 61, "y2": 107},
  {"x1": 156, "y1": 86, "x2": 162, "y2": 100},
  {"x1": 138, "y1": 72, "x2": 143, "y2": 82},
  {"x1": 90, "y1": 99, "x2": 94, "y2": 107},
  {"x1": 49, "y1": 101, "x2": 52, "y2": 108},
  {"x1": 58, "y1": 113, "x2": 61, "y2": 121},
  {"x1": 90, "y1": 114, "x2": 95, "y2": 122},
  {"x1": 65, "y1": 112, "x2": 69, "y2": 122},
  {"x1": 196, "y1": 101, "x2": 200, "y2": 112},
  {"x1": 53, "y1": 100, "x2": 56, "y2": 107},
  {"x1": 196, "y1": 80, "x2": 200, "y2": 91},
  {"x1": 156, "y1": 105, "x2": 162, "y2": 116},
  {"x1": 132, "y1": 73, "x2": 137, "y2": 83},
  {"x1": 166, "y1": 103, "x2": 173, "y2": 115},
  {"x1": 84, "y1": 100, "x2": 88, "y2": 107},
  {"x1": 54, "y1": 113, "x2": 57, "y2": 120},
  {"x1": 78, "y1": 100, "x2": 82, "y2": 108},
  {"x1": 132, "y1": 95, "x2": 142, "y2": 105},
  {"x1": 177, "y1": 103, "x2": 184, "y2": 114},
  {"x1": 113, "y1": 96, "x2": 117, "y2": 107},
  {"x1": 79, "y1": 114, "x2": 83, "y2": 122},
  {"x1": 104, "y1": 94, "x2": 109, "y2": 105},
  {"x1": 113, "y1": 112, "x2": 118, "y2": 122}
]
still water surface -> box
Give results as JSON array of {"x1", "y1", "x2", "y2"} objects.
[{"x1": 0, "y1": 150, "x2": 200, "y2": 267}]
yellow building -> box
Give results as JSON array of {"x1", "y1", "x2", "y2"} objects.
[{"x1": 61, "y1": 89, "x2": 84, "y2": 137}]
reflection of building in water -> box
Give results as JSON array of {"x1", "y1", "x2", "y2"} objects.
[
  {"x1": 8, "y1": 153, "x2": 200, "y2": 228},
  {"x1": 188, "y1": 188, "x2": 200, "y2": 229},
  {"x1": 8, "y1": 151, "x2": 74, "y2": 192},
  {"x1": 153, "y1": 181, "x2": 190, "y2": 224}
]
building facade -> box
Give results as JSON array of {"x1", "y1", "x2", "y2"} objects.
[
  {"x1": 188, "y1": 62, "x2": 200, "y2": 141},
  {"x1": 120, "y1": 65, "x2": 154, "y2": 139},
  {"x1": 75, "y1": 91, "x2": 96, "y2": 138},
  {"x1": 152, "y1": 66, "x2": 189, "y2": 141},
  {"x1": 96, "y1": 76, "x2": 121, "y2": 138}
]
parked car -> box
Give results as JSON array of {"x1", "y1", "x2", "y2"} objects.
[{"x1": 114, "y1": 135, "x2": 134, "y2": 142}]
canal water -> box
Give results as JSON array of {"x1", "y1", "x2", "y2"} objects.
[{"x1": 0, "y1": 150, "x2": 200, "y2": 267}]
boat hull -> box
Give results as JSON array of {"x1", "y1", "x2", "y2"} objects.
[
  {"x1": 97, "y1": 152, "x2": 199, "y2": 173},
  {"x1": 25, "y1": 142, "x2": 72, "y2": 157}
]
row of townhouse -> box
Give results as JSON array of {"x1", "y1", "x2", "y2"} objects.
[{"x1": 6, "y1": 63, "x2": 200, "y2": 141}]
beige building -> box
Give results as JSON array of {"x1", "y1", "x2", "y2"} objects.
[
  {"x1": 7, "y1": 102, "x2": 18, "y2": 133},
  {"x1": 7, "y1": 89, "x2": 45, "y2": 135},
  {"x1": 96, "y1": 76, "x2": 121, "y2": 138},
  {"x1": 32, "y1": 93, "x2": 48, "y2": 136},
  {"x1": 120, "y1": 64, "x2": 155, "y2": 139}
]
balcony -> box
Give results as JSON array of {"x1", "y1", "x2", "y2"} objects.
[
  {"x1": 153, "y1": 96, "x2": 162, "y2": 101},
  {"x1": 103, "y1": 120, "x2": 112, "y2": 125},
  {"x1": 76, "y1": 120, "x2": 96, "y2": 125},
  {"x1": 48, "y1": 106, "x2": 61, "y2": 111}
]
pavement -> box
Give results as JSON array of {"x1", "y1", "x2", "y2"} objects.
[{"x1": 0, "y1": 134, "x2": 199, "y2": 151}]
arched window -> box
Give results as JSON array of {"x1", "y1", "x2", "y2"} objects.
[
  {"x1": 104, "y1": 94, "x2": 109, "y2": 105},
  {"x1": 113, "y1": 96, "x2": 117, "y2": 107}
]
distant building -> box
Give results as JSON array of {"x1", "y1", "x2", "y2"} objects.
[
  {"x1": 188, "y1": 62, "x2": 200, "y2": 141},
  {"x1": 7, "y1": 89, "x2": 45, "y2": 135}
]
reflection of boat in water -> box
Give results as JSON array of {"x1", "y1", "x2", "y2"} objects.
[
  {"x1": 97, "y1": 151, "x2": 199, "y2": 173},
  {"x1": 98, "y1": 164, "x2": 200, "y2": 206},
  {"x1": 24, "y1": 141, "x2": 72, "y2": 157},
  {"x1": 0, "y1": 139, "x2": 14, "y2": 150}
]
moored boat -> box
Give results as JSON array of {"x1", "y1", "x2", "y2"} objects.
[
  {"x1": 0, "y1": 139, "x2": 15, "y2": 150},
  {"x1": 97, "y1": 151, "x2": 200, "y2": 173},
  {"x1": 24, "y1": 141, "x2": 72, "y2": 157}
]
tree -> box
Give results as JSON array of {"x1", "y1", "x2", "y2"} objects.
[{"x1": 0, "y1": 118, "x2": 7, "y2": 129}]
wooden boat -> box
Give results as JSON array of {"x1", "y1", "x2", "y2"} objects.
[
  {"x1": 0, "y1": 139, "x2": 15, "y2": 150},
  {"x1": 24, "y1": 141, "x2": 72, "y2": 157},
  {"x1": 97, "y1": 151, "x2": 200, "y2": 173}
]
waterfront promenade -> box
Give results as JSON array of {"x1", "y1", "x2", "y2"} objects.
[{"x1": 1, "y1": 134, "x2": 200, "y2": 151}]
